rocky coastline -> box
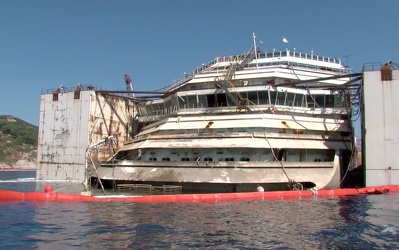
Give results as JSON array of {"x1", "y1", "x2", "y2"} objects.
[{"x1": 0, "y1": 159, "x2": 37, "y2": 170}]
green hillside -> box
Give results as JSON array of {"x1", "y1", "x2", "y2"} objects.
[{"x1": 0, "y1": 115, "x2": 38, "y2": 167}]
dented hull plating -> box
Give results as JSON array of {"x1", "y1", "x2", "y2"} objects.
[{"x1": 96, "y1": 155, "x2": 341, "y2": 192}]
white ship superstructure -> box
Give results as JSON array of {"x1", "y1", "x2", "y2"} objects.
[{"x1": 94, "y1": 42, "x2": 359, "y2": 193}]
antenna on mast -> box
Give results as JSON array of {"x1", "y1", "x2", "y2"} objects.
[
  {"x1": 342, "y1": 54, "x2": 353, "y2": 67},
  {"x1": 253, "y1": 32, "x2": 258, "y2": 69}
]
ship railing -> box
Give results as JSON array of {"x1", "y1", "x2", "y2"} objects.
[
  {"x1": 162, "y1": 60, "x2": 218, "y2": 92},
  {"x1": 257, "y1": 50, "x2": 341, "y2": 65},
  {"x1": 248, "y1": 61, "x2": 347, "y2": 74},
  {"x1": 131, "y1": 132, "x2": 352, "y2": 142},
  {"x1": 41, "y1": 84, "x2": 102, "y2": 95},
  {"x1": 362, "y1": 62, "x2": 383, "y2": 71},
  {"x1": 162, "y1": 50, "x2": 343, "y2": 92},
  {"x1": 135, "y1": 100, "x2": 350, "y2": 122}
]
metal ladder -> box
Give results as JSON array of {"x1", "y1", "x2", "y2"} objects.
[
  {"x1": 219, "y1": 46, "x2": 257, "y2": 111},
  {"x1": 84, "y1": 134, "x2": 118, "y2": 195}
]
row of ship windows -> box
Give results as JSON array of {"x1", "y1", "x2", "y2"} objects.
[
  {"x1": 148, "y1": 157, "x2": 251, "y2": 162},
  {"x1": 148, "y1": 157, "x2": 326, "y2": 162},
  {"x1": 139, "y1": 91, "x2": 347, "y2": 116},
  {"x1": 164, "y1": 51, "x2": 342, "y2": 92},
  {"x1": 218, "y1": 51, "x2": 341, "y2": 64},
  {"x1": 259, "y1": 51, "x2": 340, "y2": 64},
  {"x1": 211, "y1": 61, "x2": 345, "y2": 73},
  {"x1": 191, "y1": 51, "x2": 341, "y2": 76}
]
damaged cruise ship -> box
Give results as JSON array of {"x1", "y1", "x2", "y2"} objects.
[{"x1": 93, "y1": 41, "x2": 359, "y2": 193}]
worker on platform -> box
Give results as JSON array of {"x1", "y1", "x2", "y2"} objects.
[{"x1": 124, "y1": 74, "x2": 132, "y2": 86}]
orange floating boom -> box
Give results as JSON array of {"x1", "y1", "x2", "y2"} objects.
[{"x1": 1, "y1": 185, "x2": 398, "y2": 203}]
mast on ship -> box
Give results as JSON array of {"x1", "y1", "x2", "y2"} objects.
[{"x1": 253, "y1": 32, "x2": 258, "y2": 69}]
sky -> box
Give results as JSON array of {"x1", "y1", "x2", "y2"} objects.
[{"x1": 0, "y1": 0, "x2": 397, "y2": 128}]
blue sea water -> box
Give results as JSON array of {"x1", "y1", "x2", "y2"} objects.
[{"x1": 1, "y1": 171, "x2": 399, "y2": 249}]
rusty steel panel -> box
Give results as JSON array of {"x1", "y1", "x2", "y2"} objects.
[
  {"x1": 363, "y1": 70, "x2": 399, "y2": 186},
  {"x1": 88, "y1": 94, "x2": 129, "y2": 161},
  {"x1": 37, "y1": 90, "x2": 132, "y2": 181}
]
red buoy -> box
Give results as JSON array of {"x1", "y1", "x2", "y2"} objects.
[{"x1": 44, "y1": 185, "x2": 53, "y2": 193}]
